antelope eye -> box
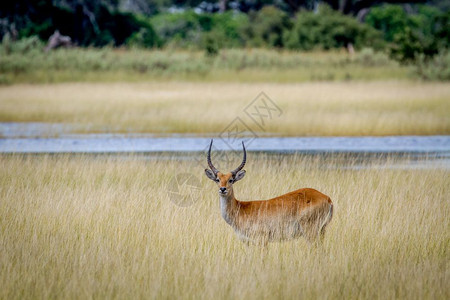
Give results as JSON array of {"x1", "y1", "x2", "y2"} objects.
[
  {"x1": 214, "y1": 179, "x2": 219, "y2": 182},
  {"x1": 228, "y1": 179, "x2": 234, "y2": 183}
]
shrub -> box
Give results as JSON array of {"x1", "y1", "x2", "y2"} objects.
[
  {"x1": 284, "y1": 5, "x2": 384, "y2": 51},
  {"x1": 240, "y1": 6, "x2": 291, "y2": 48},
  {"x1": 0, "y1": 35, "x2": 44, "y2": 55},
  {"x1": 125, "y1": 15, "x2": 161, "y2": 49},
  {"x1": 126, "y1": 27, "x2": 160, "y2": 48},
  {"x1": 354, "y1": 48, "x2": 394, "y2": 67},
  {"x1": 365, "y1": 4, "x2": 409, "y2": 42},
  {"x1": 150, "y1": 11, "x2": 247, "y2": 49},
  {"x1": 150, "y1": 11, "x2": 203, "y2": 48},
  {"x1": 415, "y1": 49, "x2": 450, "y2": 80},
  {"x1": 202, "y1": 32, "x2": 219, "y2": 56},
  {"x1": 210, "y1": 12, "x2": 248, "y2": 48},
  {"x1": 390, "y1": 27, "x2": 424, "y2": 63},
  {"x1": 94, "y1": 10, "x2": 160, "y2": 47},
  {"x1": 367, "y1": 4, "x2": 449, "y2": 63}
]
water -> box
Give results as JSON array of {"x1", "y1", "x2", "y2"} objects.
[
  {"x1": 1, "y1": 135, "x2": 449, "y2": 153},
  {"x1": 0, "y1": 122, "x2": 72, "y2": 138},
  {"x1": 1, "y1": 123, "x2": 449, "y2": 169}
]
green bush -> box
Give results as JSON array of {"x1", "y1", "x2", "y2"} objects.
[
  {"x1": 1, "y1": 35, "x2": 44, "y2": 55},
  {"x1": 125, "y1": 16, "x2": 161, "y2": 48},
  {"x1": 202, "y1": 32, "x2": 219, "y2": 57},
  {"x1": 416, "y1": 49, "x2": 450, "y2": 80},
  {"x1": 150, "y1": 11, "x2": 202, "y2": 48},
  {"x1": 95, "y1": 10, "x2": 160, "y2": 47},
  {"x1": 150, "y1": 11, "x2": 247, "y2": 49},
  {"x1": 354, "y1": 48, "x2": 394, "y2": 67},
  {"x1": 366, "y1": 4, "x2": 449, "y2": 63},
  {"x1": 365, "y1": 4, "x2": 409, "y2": 42},
  {"x1": 209, "y1": 12, "x2": 249, "y2": 48},
  {"x1": 284, "y1": 5, "x2": 384, "y2": 51},
  {"x1": 240, "y1": 6, "x2": 291, "y2": 48},
  {"x1": 199, "y1": 12, "x2": 249, "y2": 50},
  {"x1": 390, "y1": 27, "x2": 424, "y2": 63}
]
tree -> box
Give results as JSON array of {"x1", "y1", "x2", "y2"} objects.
[{"x1": 282, "y1": 0, "x2": 428, "y2": 16}]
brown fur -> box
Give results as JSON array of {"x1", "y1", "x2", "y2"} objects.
[{"x1": 212, "y1": 172, "x2": 333, "y2": 245}]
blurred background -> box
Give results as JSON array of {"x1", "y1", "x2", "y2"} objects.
[
  {"x1": 0, "y1": 0, "x2": 449, "y2": 145},
  {"x1": 0, "y1": 0, "x2": 448, "y2": 83}
]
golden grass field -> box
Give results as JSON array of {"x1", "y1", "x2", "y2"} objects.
[
  {"x1": 0, "y1": 154, "x2": 448, "y2": 299},
  {"x1": 1, "y1": 48, "x2": 449, "y2": 299},
  {"x1": 0, "y1": 81, "x2": 449, "y2": 136}
]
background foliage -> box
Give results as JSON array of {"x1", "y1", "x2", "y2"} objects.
[{"x1": 0, "y1": 0, "x2": 449, "y2": 79}]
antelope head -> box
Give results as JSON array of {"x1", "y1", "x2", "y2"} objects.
[{"x1": 204, "y1": 140, "x2": 246, "y2": 197}]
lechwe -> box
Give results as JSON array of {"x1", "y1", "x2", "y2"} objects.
[{"x1": 205, "y1": 140, "x2": 333, "y2": 245}]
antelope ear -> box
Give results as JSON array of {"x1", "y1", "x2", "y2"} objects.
[
  {"x1": 204, "y1": 169, "x2": 217, "y2": 181},
  {"x1": 233, "y1": 170, "x2": 246, "y2": 182}
]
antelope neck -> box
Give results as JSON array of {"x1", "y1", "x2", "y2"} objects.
[{"x1": 219, "y1": 190, "x2": 240, "y2": 226}]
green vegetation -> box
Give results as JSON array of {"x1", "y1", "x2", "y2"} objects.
[
  {"x1": 150, "y1": 10, "x2": 248, "y2": 49},
  {"x1": 0, "y1": 1, "x2": 159, "y2": 47},
  {"x1": 0, "y1": 43, "x2": 414, "y2": 84},
  {"x1": 0, "y1": 154, "x2": 448, "y2": 299},
  {"x1": 284, "y1": 6, "x2": 384, "y2": 50},
  {"x1": 416, "y1": 50, "x2": 450, "y2": 81},
  {"x1": 1, "y1": 2, "x2": 449, "y2": 81},
  {"x1": 366, "y1": 4, "x2": 449, "y2": 63}
]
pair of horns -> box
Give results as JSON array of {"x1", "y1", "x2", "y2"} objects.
[{"x1": 207, "y1": 140, "x2": 246, "y2": 176}]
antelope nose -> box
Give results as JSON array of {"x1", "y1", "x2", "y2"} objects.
[{"x1": 220, "y1": 187, "x2": 226, "y2": 193}]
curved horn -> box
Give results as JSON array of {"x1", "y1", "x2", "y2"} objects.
[
  {"x1": 207, "y1": 139, "x2": 219, "y2": 175},
  {"x1": 231, "y1": 141, "x2": 246, "y2": 176}
]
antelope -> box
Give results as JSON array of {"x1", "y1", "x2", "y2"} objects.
[{"x1": 204, "y1": 140, "x2": 333, "y2": 245}]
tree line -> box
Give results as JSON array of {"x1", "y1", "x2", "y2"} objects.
[{"x1": 0, "y1": 0, "x2": 448, "y2": 63}]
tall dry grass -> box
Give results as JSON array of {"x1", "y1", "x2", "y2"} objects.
[
  {"x1": 0, "y1": 154, "x2": 448, "y2": 299},
  {"x1": 0, "y1": 81, "x2": 449, "y2": 136}
]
